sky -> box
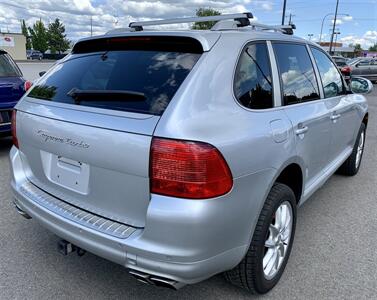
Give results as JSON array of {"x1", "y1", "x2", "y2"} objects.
[{"x1": 0, "y1": 0, "x2": 376, "y2": 49}]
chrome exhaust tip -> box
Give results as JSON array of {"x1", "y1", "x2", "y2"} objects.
[
  {"x1": 14, "y1": 203, "x2": 32, "y2": 219},
  {"x1": 129, "y1": 270, "x2": 154, "y2": 286},
  {"x1": 128, "y1": 270, "x2": 185, "y2": 290},
  {"x1": 150, "y1": 276, "x2": 186, "y2": 290}
]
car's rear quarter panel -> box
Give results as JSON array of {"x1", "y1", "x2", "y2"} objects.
[{"x1": 154, "y1": 33, "x2": 297, "y2": 252}]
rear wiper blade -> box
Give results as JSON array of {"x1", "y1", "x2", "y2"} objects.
[{"x1": 67, "y1": 88, "x2": 146, "y2": 103}]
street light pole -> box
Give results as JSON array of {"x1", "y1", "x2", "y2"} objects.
[
  {"x1": 319, "y1": 12, "x2": 348, "y2": 43},
  {"x1": 282, "y1": 0, "x2": 287, "y2": 25},
  {"x1": 320, "y1": 13, "x2": 333, "y2": 43},
  {"x1": 329, "y1": 0, "x2": 340, "y2": 55}
]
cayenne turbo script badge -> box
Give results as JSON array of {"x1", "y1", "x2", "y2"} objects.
[{"x1": 37, "y1": 130, "x2": 90, "y2": 149}]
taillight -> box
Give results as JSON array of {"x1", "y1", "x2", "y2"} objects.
[
  {"x1": 11, "y1": 110, "x2": 19, "y2": 148},
  {"x1": 341, "y1": 66, "x2": 351, "y2": 74},
  {"x1": 150, "y1": 137, "x2": 233, "y2": 199},
  {"x1": 24, "y1": 80, "x2": 32, "y2": 92}
]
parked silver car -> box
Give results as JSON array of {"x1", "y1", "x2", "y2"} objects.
[
  {"x1": 9, "y1": 13, "x2": 372, "y2": 294},
  {"x1": 349, "y1": 57, "x2": 377, "y2": 82}
]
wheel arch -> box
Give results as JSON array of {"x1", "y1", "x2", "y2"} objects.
[
  {"x1": 274, "y1": 162, "x2": 304, "y2": 204},
  {"x1": 362, "y1": 112, "x2": 368, "y2": 129}
]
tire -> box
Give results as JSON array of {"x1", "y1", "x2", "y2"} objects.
[
  {"x1": 224, "y1": 183, "x2": 297, "y2": 294},
  {"x1": 337, "y1": 123, "x2": 366, "y2": 176}
]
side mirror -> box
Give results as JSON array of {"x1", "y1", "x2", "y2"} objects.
[
  {"x1": 350, "y1": 77, "x2": 373, "y2": 94},
  {"x1": 39, "y1": 71, "x2": 46, "y2": 77}
]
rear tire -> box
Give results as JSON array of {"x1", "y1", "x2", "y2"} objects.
[
  {"x1": 224, "y1": 183, "x2": 297, "y2": 294},
  {"x1": 337, "y1": 123, "x2": 366, "y2": 176}
]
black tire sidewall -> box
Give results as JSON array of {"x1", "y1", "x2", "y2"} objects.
[
  {"x1": 353, "y1": 124, "x2": 366, "y2": 173},
  {"x1": 254, "y1": 184, "x2": 297, "y2": 293},
  {"x1": 336, "y1": 123, "x2": 366, "y2": 176}
]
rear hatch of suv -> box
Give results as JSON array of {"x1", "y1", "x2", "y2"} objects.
[{"x1": 15, "y1": 35, "x2": 210, "y2": 227}]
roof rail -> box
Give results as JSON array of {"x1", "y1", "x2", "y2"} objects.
[
  {"x1": 129, "y1": 12, "x2": 253, "y2": 31},
  {"x1": 249, "y1": 22, "x2": 296, "y2": 35},
  {"x1": 113, "y1": 12, "x2": 295, "y2": 35},
  {"x1": 210, "y1": 20, "x2": 296, "y2": 35}
]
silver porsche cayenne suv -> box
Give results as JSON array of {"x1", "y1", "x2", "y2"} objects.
[{"x1": 9, "y1": 13, "x2": 372, "y2": 294}]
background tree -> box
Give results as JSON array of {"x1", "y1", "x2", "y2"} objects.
[
  {"x1": 354, "y1": 43, "x2": 363, "y2": 52},
  {"x1": 192, "y1": 8, "x2": 221, "y2": 30},
  {"x1": 369, "y1": 43, "x2": 377, "y2": 52},
  {"x1": 47, "y1": 18, "x2": 70, "y2": 54},
  {"x1": 21, "y1": 19, "x2": 31, "y2": 50},
  {"x1": 29, "y1": 19, "x2": 48, "y2": 53},
  {"x1": 349, "y1": 43, "x2": 363, "y2": 56}
]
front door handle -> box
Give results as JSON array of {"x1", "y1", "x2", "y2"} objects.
[
  {"x1": 295, "y1": 126, "x2": 309, "y2": 135},
  {"x1": 330, "y1": 113, "x2": 341, "y2": 121}
]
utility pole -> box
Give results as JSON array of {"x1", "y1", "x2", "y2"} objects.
[
  {"x1": 287, "y1": 13, "x2": 295, "y2": 25},
  {"x1": 329, "y1": 0, "x2": 339, "y2": 55},
  {"x1": 282, "y1": 0, "x2": 287, "y2": 25},
  {"x1": 334, "y1": 31, "x2": 340, "y2": 53}
]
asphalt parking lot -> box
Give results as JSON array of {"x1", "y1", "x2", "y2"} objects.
[
  {"x1": 0, "y1": 63, "x2": 376, "y2": 299},
  {"x1": 17, "y1": 61, "x2": 54, "y2": 81}
]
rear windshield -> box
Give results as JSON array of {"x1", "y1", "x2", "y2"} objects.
[
  {"x1": 0, "y1": 53, "x2": 21, "y2": 77},
  {"x1": 28, "y1": 37, "x2": 202, "y2": 115}
]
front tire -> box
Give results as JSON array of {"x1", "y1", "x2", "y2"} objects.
[
  {"x1": 337, "y1": 123, "x2": 366, "y2": 176},
  {"x1": 224, "y1": 183, "x2": 297, "y2": 294}
]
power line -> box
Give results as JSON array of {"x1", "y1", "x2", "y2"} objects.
[{"x1": 288, "y1": 0, "x2": 376, "y2": 4}]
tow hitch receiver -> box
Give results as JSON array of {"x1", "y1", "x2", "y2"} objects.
[{"x1": 57, "y1": 239, "x2": 86, "y2": 257}]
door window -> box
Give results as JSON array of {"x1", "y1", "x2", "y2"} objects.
[
  {"x1": 311, "y1": 47, "x2": 345, "y2": 98},
  {"x1": 273, "y1": 43, "x2": 320, "y2": 106}
]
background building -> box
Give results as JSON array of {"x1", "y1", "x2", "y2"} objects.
[
  {"x1": 0, "y1": 33, "x2": 26, "y2": 60},
  {"x1": 318, "y1": 42, "x2": 355, "y2": 57}
]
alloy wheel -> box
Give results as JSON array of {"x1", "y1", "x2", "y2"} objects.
[{"x1": 263, "y1": 201, "x2": 293, "y2": 280}]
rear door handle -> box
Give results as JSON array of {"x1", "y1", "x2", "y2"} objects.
[
  {"x1": 295, "y1": 126, "x2": 308, "y2": 135},
  {"x1": 330, "y1": 113, "x2": 341, "y2": 121}
]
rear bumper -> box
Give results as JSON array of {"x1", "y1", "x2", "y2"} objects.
[{"x1": 9, "y1": 147, "x2": 273, "y2": 284}]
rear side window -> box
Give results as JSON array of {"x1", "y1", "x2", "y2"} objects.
[
  {"x1": 234, "y1": 42, "x2": 273, "y2": 109},
  {"x1": 311, "y1": 48, "x2": 345, "y2": 98},
  {"x1": 273, "y1": 43, "x2": 320, "y2": 106},
  {"x1": 333, "y1": 58, "x2": 346, "y2": 67},
  {"x1": 28, "y1": 37, "x2": 202, "y2": 115},
  {"x1": 0, "y1": 53, "x2": 21, "y2": 77}
]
